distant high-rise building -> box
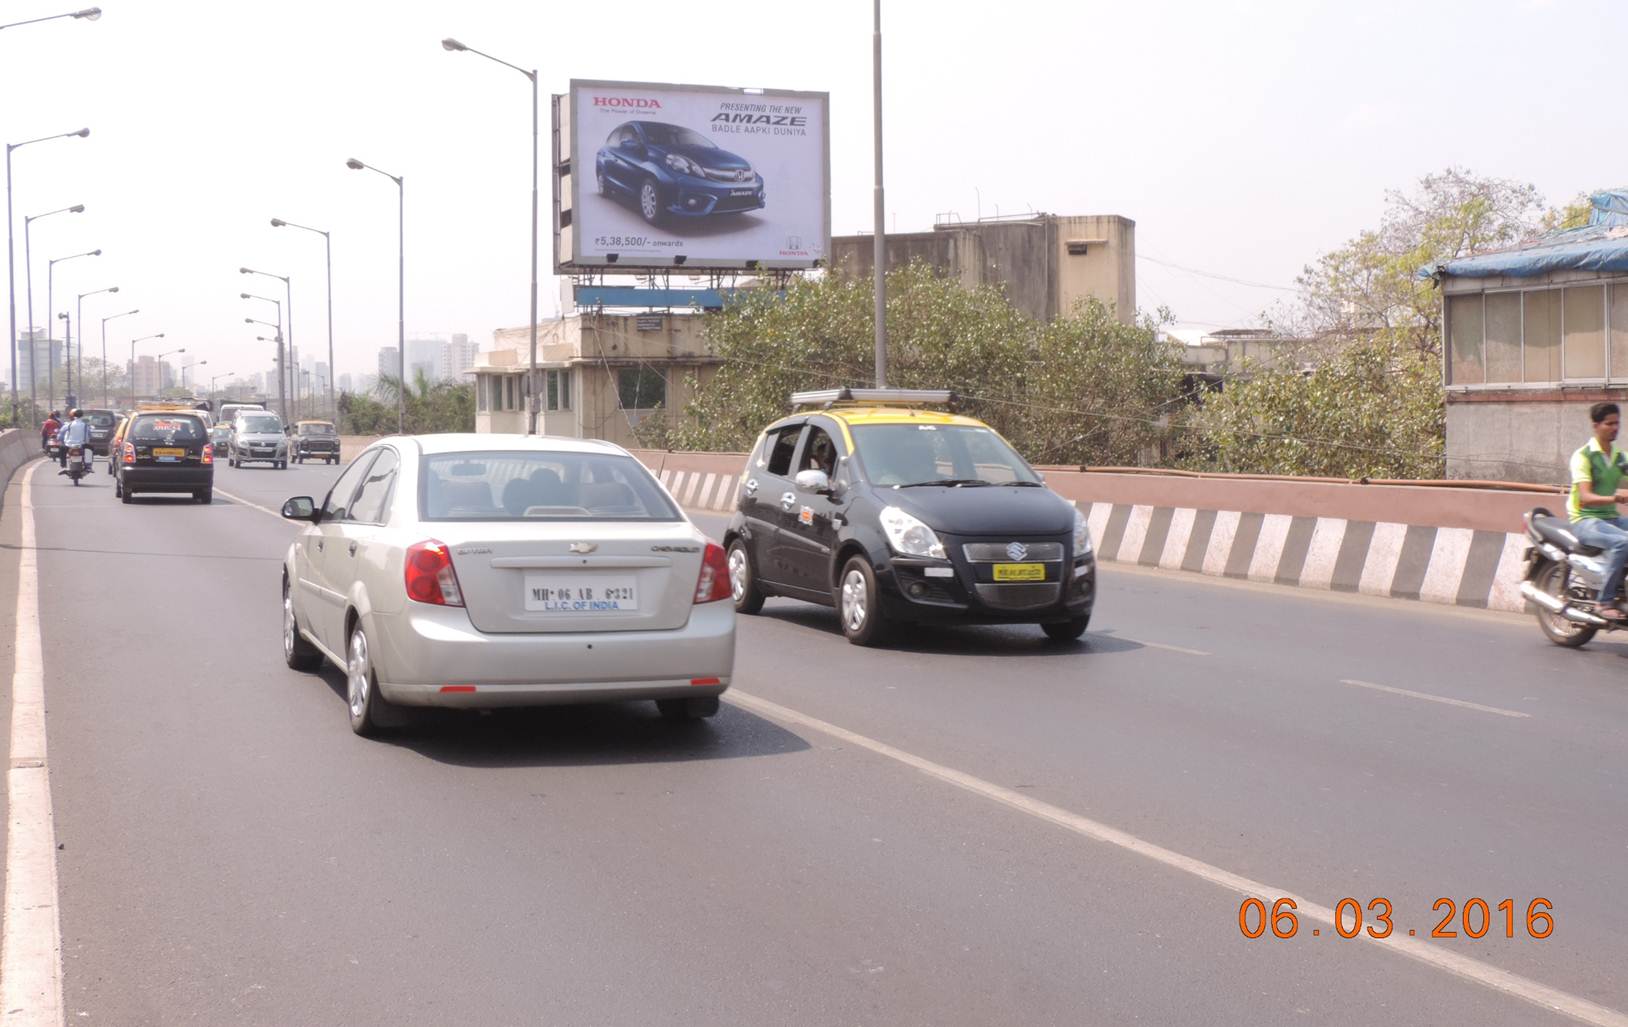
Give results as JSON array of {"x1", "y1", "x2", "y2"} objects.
[
  {"x1": 338, "y1": 373, "x2": 353, "y2": 394},
  {"x1": 442, "y1": 333, "x2": 478, "y2": 381},
  {"x1": 132, "y1": 355, "x2": 162, "y2": 398},
  {"x1": 377, "y1": 346, "x2": 398, "y2": 382},
  {"x1": 406, "y1": 335, "x2": 447, "y2": 382}
]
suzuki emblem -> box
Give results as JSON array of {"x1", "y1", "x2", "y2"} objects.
[
  {"x1": 568, "y1": 542, "x2": 598, "y2": 554},
  {"x1": 1006, "y1": 542, "x2": 1029, "y2": 561}
]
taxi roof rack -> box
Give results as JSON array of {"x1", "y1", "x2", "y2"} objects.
[{"x1": 789, "y1": 387, "x2": 958, "y2": 411}]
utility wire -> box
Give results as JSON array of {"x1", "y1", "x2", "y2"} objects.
[{"x1": 1136, "y1": 253, "x2": 1302, "y2": 294}]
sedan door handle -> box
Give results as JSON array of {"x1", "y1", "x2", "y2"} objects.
[
  {"x1": 744, "y1": 478, "x2": 759, "y2": 496},
  {"x1": 780, "y1": 491, "x2": 796, "y2": 510},
  {"x1": 348, "y1": 541, "x2": 358, "y2": 557},
  {"x1": 315, "y1": 540, "x2": 324, "y2": 552}
]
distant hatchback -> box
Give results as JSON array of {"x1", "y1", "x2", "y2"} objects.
[
  {"x1": 116, "y1": 411, "x2": 215, "y2": 504},
  {"x1": 280, "y1": 434, "x2": 736, "y2": 736},
  {"x1": 595, "y1": 120, "x2": 766, "y2": 224}
]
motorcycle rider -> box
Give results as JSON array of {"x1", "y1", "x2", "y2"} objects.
[
  {"x1": 58, "y1": 408, "x2": 90, "y2": 475},
  {"x1": 40, "y1": 410, "x2": 61, "y2": 454},
  {"x1": 1567, "y1": 402, "x2": 1628, "y2": 622}
]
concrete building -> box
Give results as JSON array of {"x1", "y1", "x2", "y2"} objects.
[
  {"x1": 831, "y1": 213, "x2": 1136, "y2": 324},
  {"x1": 131, "y1": 355, "x2": 162, "y2": 399},
  {"x1": 16, "y1": 329, "x2": 64, "y2": 396},
  {"x1": 1435, "y1": 189, "x2": 1628, "y2": 483},
  {"x1": 442, "y1": 333, "x2": 478, "y2": 381},
  {"x1": 376, "y1": 347, "x2": 398, "y2": 382},
  {"x1": 337, "y1": 373, "x2": 353, "y2": 394},
  {"x1": 473, "y1": 312, "x2": 722, "y2": 447}
]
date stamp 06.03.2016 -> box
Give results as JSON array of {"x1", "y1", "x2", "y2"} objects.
[{"x1": 1239, "y1": 897, "x2": 1554, "y2": 941}]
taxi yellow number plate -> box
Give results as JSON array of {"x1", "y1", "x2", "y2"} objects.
[
  {"x1": 993, "y1": 563, "x2": 1045, "y2": 582},
  {"x1": 154, "y1": 447, "x2": 185, "y2": 459}
]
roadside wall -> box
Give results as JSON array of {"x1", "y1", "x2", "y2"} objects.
[
  {"x1": 628, "y1": 450, "x2": 1546, "y2": 615},
  {"x1": 0, "y1": 430, "x2": 37, "y2": 513}
]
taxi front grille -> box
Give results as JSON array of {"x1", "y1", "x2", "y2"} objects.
[
  {"x1": 962, "y1": 542, "x2": 1064, "y2": 563},
  {"x1": 973, "y1": 582, "x2": 1062, "y2": 610}
]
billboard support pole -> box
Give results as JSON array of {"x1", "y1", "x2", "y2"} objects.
[{"x1": 872, "y1": 0, "x2": 887, "y2": 388}]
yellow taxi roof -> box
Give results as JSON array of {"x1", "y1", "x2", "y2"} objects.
[{"x1": 827, "y1": 407, "x2": 988, "y2": 428}]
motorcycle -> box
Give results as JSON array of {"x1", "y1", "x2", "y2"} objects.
[
  {"x1": 62, "y1": 444, "x2": 91, "y2": 486},
  {"x1": 1519, "y1": 506, "x2": 1628, "y2": 647}
]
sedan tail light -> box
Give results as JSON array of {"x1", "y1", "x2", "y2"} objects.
[
  {"x1": 693, "y1": 541, "x2": 731, "y2": 604},
  {"x1": 404, "y1": 540, "x2": 464, "y2": 607}
]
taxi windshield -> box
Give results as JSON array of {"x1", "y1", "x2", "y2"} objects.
[{"x1": 851, "y1": 423, "x2": 1041, "y2": 487}]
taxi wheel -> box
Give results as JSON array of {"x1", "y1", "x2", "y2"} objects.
[
  {"x1": 1041, "y1": 616, "x2": 1090, "y2": 642},
  {"x1": 283, "y1": 579, "x2": 323, "y2": 671},
  {"x1": 346, "y1": 622, "x2": 395, "y2": 737},
  {"x1": 837, "y1": 555, "x2": 889, "y2": 646},
  {"x1": 196, "y1": 489, "x2": 213, "y2": 504},
  {"x1": 727, "y1": 539, "x2": 765, "y2": 615},
  {"x1": 120, "y1": 485, "x2": 133, "y2": 504}
]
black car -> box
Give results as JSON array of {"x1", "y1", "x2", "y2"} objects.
[
  {"x1": 723, "y1": 389, "x2": 1096, "y2": 646},
  {"x1": 81, "y1": 408, "x2": 119, "y2": 455},
  {"x1": 116, "y1": 411, "x2": 214, "y2": 504},
  {"x1": 292, "y1": 420, "x2": 340, "y2": 464}
]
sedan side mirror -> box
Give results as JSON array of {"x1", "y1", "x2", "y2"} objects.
[
  {"x1": 282, "y1": 496, "x2": 318, "y2": 522},
  {"x1": 794, "y1": 469, "x2": 832, "y2": 495}
]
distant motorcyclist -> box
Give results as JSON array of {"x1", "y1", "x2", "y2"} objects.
[
  {"x1": 1568, "y1": 402, "x2": 1628, "y2": 622},
  {"x1": 40, "y1": 410, "x2": 61, "y2": 453},
  {"x1": 58, "y1": 408, "x2": 90, "y2": 473}
]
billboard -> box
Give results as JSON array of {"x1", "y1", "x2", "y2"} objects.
[{"x1": 554, "y1": 79, "x2": 830, "y2": 274}]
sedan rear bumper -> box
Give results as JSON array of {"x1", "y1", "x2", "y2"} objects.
[{"x1": 368, "y1": 599, "x2": 736, "y2": 707}]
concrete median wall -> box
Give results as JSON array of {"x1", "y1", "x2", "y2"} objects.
[
  {"x1": 627, "y1": 450, "x2": 1545, "y2": 614},
  {"x1": 0, "y1": 429, "x2": 38, "y2": 513}
]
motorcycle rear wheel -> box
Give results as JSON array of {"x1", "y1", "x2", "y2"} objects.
[{"x1": 1536, "y1": 561, "x2": 1598, "y2": 648}]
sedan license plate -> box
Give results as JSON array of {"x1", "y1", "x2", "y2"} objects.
[
  {"x1": 993, "y1": 562, "x2": 1045, "y2": 582},
  {"x1": 524, "y1": 574, "x2": 638, "y2": 613},
  {"x1": 154, "y1": 447, "x2": 185, "y2": 462}
]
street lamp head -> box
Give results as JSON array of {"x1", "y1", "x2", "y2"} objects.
[
  {"x1": 239, "y1": 292, "x2": 251, "y2": 299},
  {"x1": 107, "y1": 286, "x2": 119, "y2": 293},
  {"x1": 441, "y1": 37, "x2": 468, "y2": 51},
  {"x1": 73, "y1": 8, "x2": 101, "y2": 20},
  {"x1": 244, "y1": 318, "x2": 254, "y2": 324},
  {"x1": 238, "y1": 267, "x2": 250, "y2": 274},
  {"x1": 74, "y1": 128, "x2": 89, "y2": 138},
  {"x1": 91, "y1": 249, "x2": 102, "y2": 256},
  {"x1": 68, "y1": 204, "x2": 85, "y2": 214},
  {"x1": 58, "y1": 312, "x2": 67, "y2": 320},
  {"x1": 270, "y1": 218, "x2": 285, "y2": 227},
  {"x1": 345, "y1": 158, "x2": 365, "y2": 171}
]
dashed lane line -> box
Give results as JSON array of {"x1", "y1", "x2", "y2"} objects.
[
  {"x1": 1339, "y1": 678, "x2": 1531, "y2": 719},
  {"x1": 725, "y1": 688, "x2": 1621, "y2": 1027}
]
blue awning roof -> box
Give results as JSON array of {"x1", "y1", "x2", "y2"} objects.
[{"x1": 1422, "y1": 189, "x2": 1628, "y2": 280}]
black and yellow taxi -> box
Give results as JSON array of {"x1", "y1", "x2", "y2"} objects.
[
  {"x1": 115, "y1": 410, "x2": 215, "y2": 504},
  {"x1": 723, "y1": 389, "x2": 1096, "y2": 645}
]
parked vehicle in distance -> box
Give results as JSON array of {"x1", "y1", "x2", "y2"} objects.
[
  {"x1": 292, "y1": 420, "x2": 340, "y2": 464},
  {"x1": 229, "y1": 410, "x2": 289, "y2": 469},
  {"x1": 724, "y1": 388, "x2": 1097, "y2": 646},
  {"x1": 279, "y1": 434, "x2": 735, "y2": 737},
  {"x1": 595, "y1": 120, "x2": 766, "y2": 225},
  {"x1": 116, "y1": 410, "x2": 215, "y2": 504},
  {"x1": 210, "y1": 422, "x2": 234, "y2": 457}
]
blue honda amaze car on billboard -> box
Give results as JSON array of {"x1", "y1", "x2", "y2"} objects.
[{"x1": 595, "y1": 121, "x2": 766, "y2": 226}]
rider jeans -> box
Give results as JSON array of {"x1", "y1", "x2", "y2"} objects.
[{"x1": 1571, "y1": 516, "x2": 1628, "y2": 604}]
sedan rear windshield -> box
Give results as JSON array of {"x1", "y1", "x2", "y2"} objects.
[
  {"x1": 238, "y1": 415, "x2": 283, "y2": 433},
  {"x1": 420, "y1": 451, "x2": 680, "y2": 522},
  {"x1": 84, "y1": 412, "x2": 115, "y2": 427},
  {"x1": 130, "y1": 416, "x2": 205, "y2": 442}
]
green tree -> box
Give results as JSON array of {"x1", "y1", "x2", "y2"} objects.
[
  {"x1": 340, "y1": 370, "x2": 474, "y2": 435},
  {"x1": 667, "y1": 263, "x2": 1184, "y2": 467}
]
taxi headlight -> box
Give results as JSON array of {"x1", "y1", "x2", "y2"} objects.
[
  {"x1": 1073, "y1": 507, "x2": 1093, "y2": 556},
  {"x1": 880, "y1": 505, "x2": 945, "y2": 559}
]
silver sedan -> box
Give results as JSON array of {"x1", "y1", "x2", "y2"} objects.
[{"x1": 280, "y1": 434, "x2": 736, "y2": 736}]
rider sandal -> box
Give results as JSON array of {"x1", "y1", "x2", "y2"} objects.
[{"x1": 1599, "y1": 607, "x2": 1628, "y2": 622}]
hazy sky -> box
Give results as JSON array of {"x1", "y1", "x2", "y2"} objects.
[{"x1": 2, "y1": 0, "x2": 1622, "y2": 388}]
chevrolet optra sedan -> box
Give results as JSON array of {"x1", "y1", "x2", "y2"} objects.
[{"x1": 280, "y1": 434, "x2": 735, "y2": 736}]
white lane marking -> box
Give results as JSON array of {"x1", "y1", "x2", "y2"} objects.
[
  {"x1": 214, "y1": 487, "x2": 288, "y2": 521},
  {"x1": 1358, "y1": 521, "x2": 1409, "y2": 597},
  {"x1": 725, "y1": 688, "x2": 1626, "y2": 1027},
  {"x1": 1157, "y1": 507, "x2": 1196, "y2": 571},
  {"x1": 1090, "y1": 633, "x2": 1211, "y2": 657},
  {"x1": 1201, "y1": 510, "x2": 1241, "y2": 577},
  {"x1": 1246, "y1": 513, "x2": 1294, "y2": 583},
  {"x1": 1338, "y1": 678, "x2": 1530, "y2": 719},
  {"x1": 1297, "y1": 517, "x2": 1347, "y2": 590},
  {"x1": 3, "y1": 461, "x2": 65, "y2": 1027},
  {"x1": 1420, "y1": 527, "x2": 1475, "y2": 605}
]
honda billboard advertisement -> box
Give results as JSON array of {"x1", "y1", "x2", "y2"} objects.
[{"x1": 555, "y1": 79, "x2": 830, "y2": 273}]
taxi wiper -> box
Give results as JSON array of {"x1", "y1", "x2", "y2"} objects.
[
  {"x1": 900, "y1": 478, "x2": 993, "y2": 488},
  {"x1": 1004, "y1": 480, "x2": 1045, "y2": 487}
]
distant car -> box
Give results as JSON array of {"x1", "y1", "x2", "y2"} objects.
[
  {"x1": 209, "y1": 422, "x2": 233, "y2": 457},
  {"x1": 725, "y1": 389, "x2": 1097, "y2": 646},
  {"x1": 106, "y1": 415, "x2": 131, "y2": 476},
  {"x1": 594, "y1": 120, "x2": 765, "y2": 225},
  {"x1": 81, "y1": 408, "x2": 119, "y2": 455},
  {"x1": 279, "y1": 434, "x2": 735, "y2": 736},
  {"x1": 229, "y1": 411, "x2": 289, "y2": 469},
  {"x1": 292, "y1": 420, "x2": 340, "y2": 464},
  {"x1": 116, "y1": 410, "x2": 215, "y2": 504}
]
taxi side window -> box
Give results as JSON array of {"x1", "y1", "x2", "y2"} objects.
[
  {"x1": 764, "y1": 426, "x2": 802, "y2": 476},
  {"x1": 347, "y1": 448, "x2": 400, "y2": 524},
  {"x1": 321, "y1": 452, "x2": 378, "y2": 523},
  {"x1": 800, "y1": 426, "x2": 838, "y2": 477}
]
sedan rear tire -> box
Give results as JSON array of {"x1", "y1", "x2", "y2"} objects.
[
  {"x1": 657, "y1": 696, "x2": 720, "y2": 721},
  {"x1": 347, "y1": 622, "x2": 395, "y2": 737}
]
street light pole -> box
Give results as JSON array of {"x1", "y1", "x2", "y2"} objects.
[
  {"x1": 23, "y1": 202, "x2": 85, "y2": 417},
  {"x1": 241, "y1": 292, "x2": 285, "y2": 419},
  {"x1": 48, "y1": 247, "x2": 99, "y2": 406},
  {"x1": 77, "y1": 284, "x2": 118, "y2": 406},
  {"x1": 872, "y1": 0, "x2": 887, "y2": 388},
  {"x1": 0, "y1": 7, "x2": 101, "y2": 31},
  {"x1": 442, "y1": 37, "x2": 539, "y2": 434},
  {"x1": 56, "y1": 312, "x2": 70, "y2": 410},
  {"x1": 347, "y1": 158, "x2": 405, "y2": 434},
  {"x1": 271, "y1": 218, "x2": 335, "y2": 420},
  {"x1": 100, "y1": 307, "x2": 137, "y2": 406},
  {"x1": 241, "y1": 267, "x2": 292, "y2": 420}
]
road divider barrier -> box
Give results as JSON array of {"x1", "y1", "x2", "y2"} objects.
[{"x1": 0, "y1": 430, "x2": 37, "y2": 511}]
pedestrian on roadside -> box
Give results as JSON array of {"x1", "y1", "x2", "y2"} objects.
[{"x1": 1567, "y1": 401, "x2": 1628, "y2": 622}]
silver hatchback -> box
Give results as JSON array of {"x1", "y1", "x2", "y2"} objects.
[{"x1": 280, "y1": 434, "x2": 736, "y2": 736}]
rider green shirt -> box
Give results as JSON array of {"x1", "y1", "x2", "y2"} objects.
[{"x1": 1568, "y1": 437, "x2": 1628, "y2": 521}]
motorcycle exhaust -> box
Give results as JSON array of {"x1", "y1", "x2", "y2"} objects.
[
  {"x1": 1565, "y1": 607, "x2": 1610, "y2": 629},
  {"x1": 1519, "y1": 582, "x2": 1611, "y2": 628}
]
